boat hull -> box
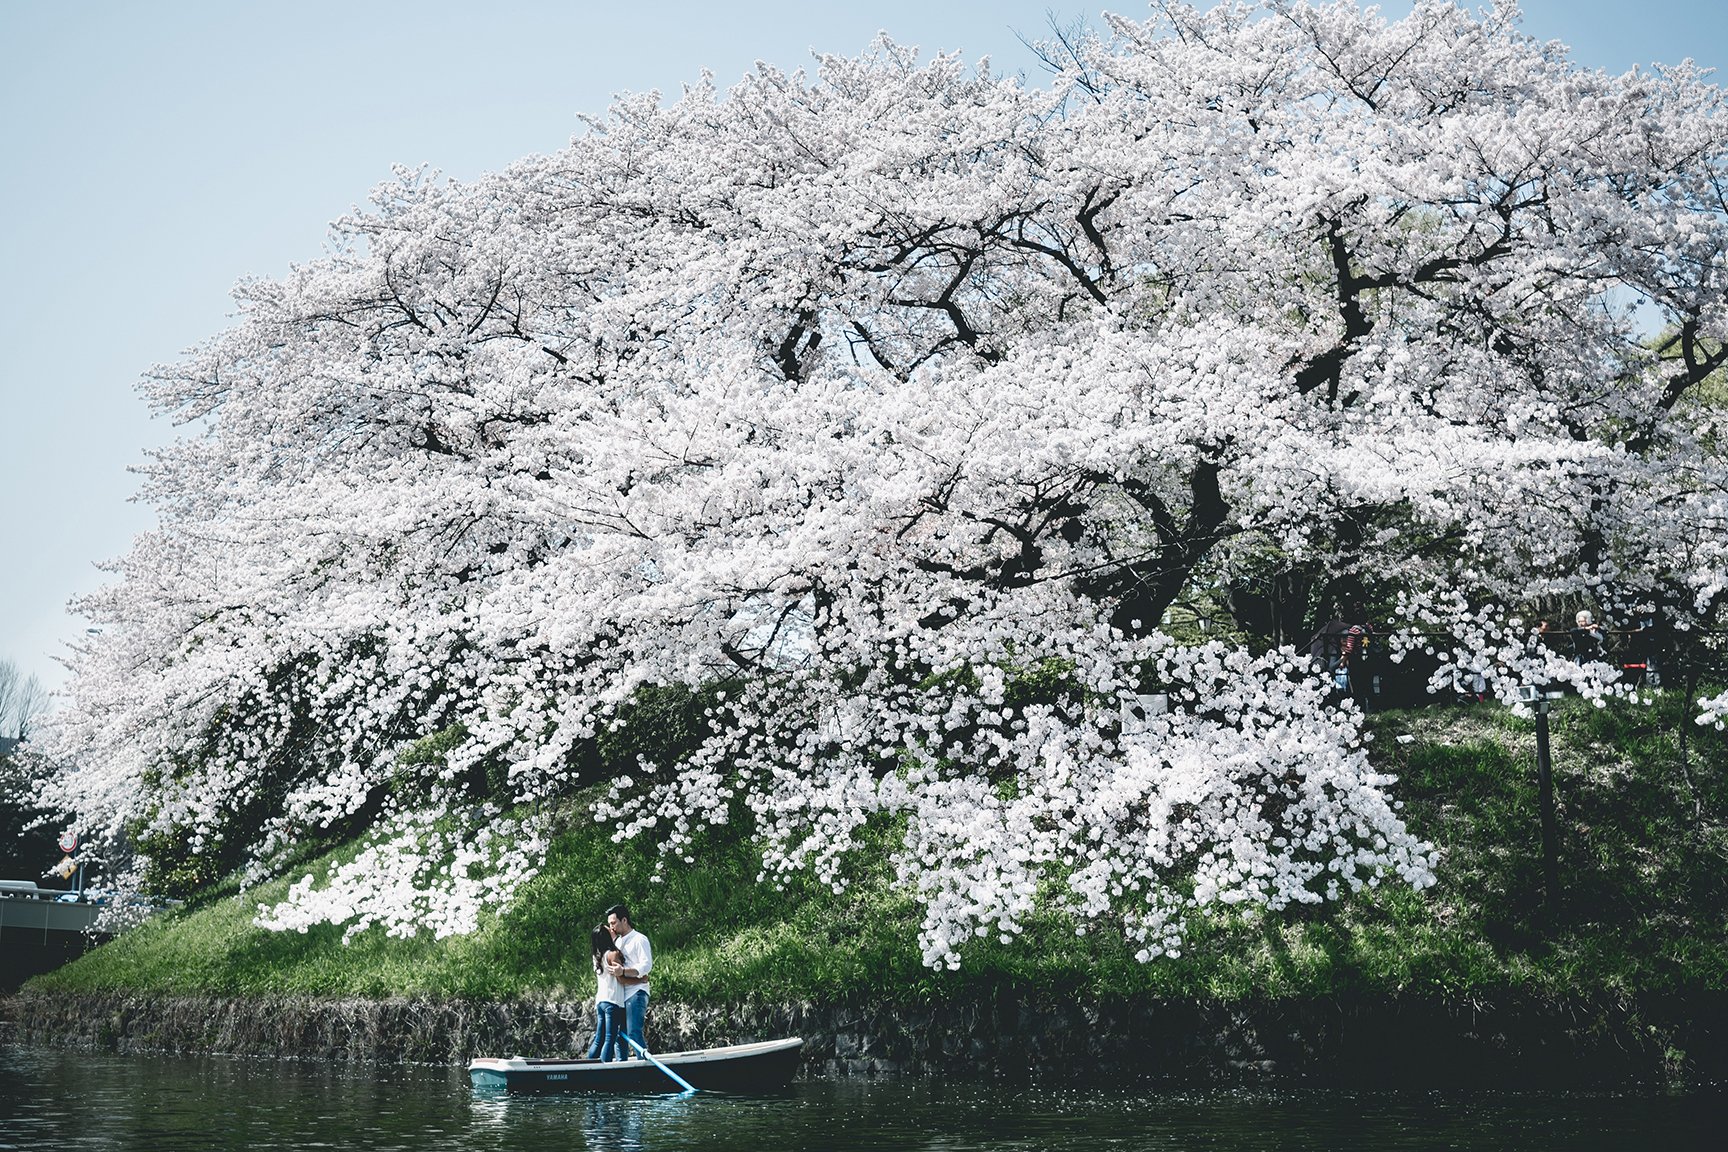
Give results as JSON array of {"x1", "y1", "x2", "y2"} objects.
[{"x1": 468, "y1": 1036, "x2": 803, "y2": 1094}]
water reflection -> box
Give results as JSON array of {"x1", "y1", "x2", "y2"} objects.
[
  {"x1": 0, "y1": 1043, "x2": 1721, "y2": 1151},
  {"x1": 470, "y1": 1085, "x2": 704, "y2": 1151}
]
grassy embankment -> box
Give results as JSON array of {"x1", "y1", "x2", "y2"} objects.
[{"x1": 25, "y1": 694, "x2": 1728, "y2": 1009}]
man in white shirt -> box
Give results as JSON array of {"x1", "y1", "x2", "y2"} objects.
[{"x1": 605, "y1": 902, "x2": 653, "y2": 1053}]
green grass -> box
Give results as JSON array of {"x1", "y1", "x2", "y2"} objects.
[{"x1": 27, "y1": 693, "x2": 1728, "y2": 1009}]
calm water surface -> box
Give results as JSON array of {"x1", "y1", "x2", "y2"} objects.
[{"x1": 0, "y1": 1044, "x2": 1720, "y2": 1151}]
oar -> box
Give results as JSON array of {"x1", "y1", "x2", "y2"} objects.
[{"x1": 622, "y1": 1034, "x2": 698, "y2": 1094}]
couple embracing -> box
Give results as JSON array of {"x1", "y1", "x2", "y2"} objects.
[{"x1": 586, "y1": 903, "x2": 652, "y2": 1062}]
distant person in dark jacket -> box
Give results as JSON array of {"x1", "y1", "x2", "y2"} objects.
[
  {"x1": 1570, "y1": 610, "x2": 1605, "y2": 660},
  {"x1": 1309, "y1": 615, "x2": 1351, "y2": 680}
]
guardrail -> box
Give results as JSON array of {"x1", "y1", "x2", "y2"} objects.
[
  {"x1": 0, "y1": 883, "x2": 109, "y2": 935},
  {"x1": 0, "y1": 880, "x2": 181, "y2": 991}
]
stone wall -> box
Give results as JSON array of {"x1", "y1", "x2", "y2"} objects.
[{"x1": 4, "y1": 989, "x2": 1722, "y2": 1087}]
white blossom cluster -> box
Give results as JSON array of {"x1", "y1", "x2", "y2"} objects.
[
  {"x1": 1698, "y1": 687, "x2": 1728, "y2": 730},
  {"x1": 589, "y1": 623, "x2": 1437, "y2": 967},
  {"x1": 34, "y1": 3, "x2": 1728, "y2": 964},
  {"x1": 254, "y1": 806, "x2": 546, "y2": 942}
]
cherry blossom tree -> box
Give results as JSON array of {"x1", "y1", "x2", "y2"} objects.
[
  {"x1": 0, "y1": 658, "x2": 49, "y2": 742},
  {"x1": 38, "y1": 1, "x2": 1728, "y2": 965}
]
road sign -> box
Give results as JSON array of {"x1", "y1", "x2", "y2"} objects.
[{"x1": 57, "y1": 830, "x2": 78, "y2": 853}]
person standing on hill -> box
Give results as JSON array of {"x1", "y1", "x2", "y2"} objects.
[
  {"x1": 1571, "y1": 610, "x2": 1606, "y2": 660},
  {"x1": 605, "y1": 903, "x2": 653, "y2": 1053}
]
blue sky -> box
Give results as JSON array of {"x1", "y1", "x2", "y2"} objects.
[{"x1": 2, "y1": 1, "x2": 1724, "y2": 694}]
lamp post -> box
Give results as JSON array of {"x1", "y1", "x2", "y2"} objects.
[{"x1": 1520, "y1": 684, "x2": 1564, "y2": 909}]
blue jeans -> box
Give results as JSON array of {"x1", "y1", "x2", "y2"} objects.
[
  {"x1": 586, "y1": 1002, "x2": 623, "y2": 1061},
  {"x1": 622, "y1": 989, "x2": 649, "y2": 1053}
]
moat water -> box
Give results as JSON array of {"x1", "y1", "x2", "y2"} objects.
[{"x1": 0, "y1": 1044, "x2": 1720, "y2": 1150}]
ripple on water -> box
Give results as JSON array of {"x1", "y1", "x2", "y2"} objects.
[{"x1": 1, "y1": 1045, "x2": 1722, "y2": 1151}]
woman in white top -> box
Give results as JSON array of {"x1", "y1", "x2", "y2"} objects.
[{"x1": 584, "y1": 924, "x2": 626, "y2": 1061}]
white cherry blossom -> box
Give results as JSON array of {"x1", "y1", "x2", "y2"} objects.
[{"x1": 35, "y1": 3, "x2": 1728, "y2": 964}]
